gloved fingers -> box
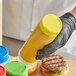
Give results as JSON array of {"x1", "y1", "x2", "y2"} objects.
[
  {"x1": 36, "y1": 50, "x2": 44, "y2": 59},
  {"x1": 35, "y1": 34, "x2": 63, "y2": 60},
  {"x1": 37, "y1": 50, "x2": 44, "y2": 55},
  {"x1": 36, "y1": 54, "x2": 45, "y2": 60},
  {"x1": 36, "y1": 49, "x2": 55, "y2": 60},
  {"x1": 36, "y1": 52, "x2": 47, "y2": 60}
]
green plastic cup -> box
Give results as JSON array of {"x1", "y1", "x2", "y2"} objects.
[{"x1": 4, "y1": 61, "x2": 28, "y2": 76}]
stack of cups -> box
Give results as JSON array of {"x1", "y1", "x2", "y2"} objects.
[{"x1": 0, "y1": 45, "x2": 9, "y2": 66}]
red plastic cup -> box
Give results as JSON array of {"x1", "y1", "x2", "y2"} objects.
[{"x1": 0, "y1": 65, "x2": 7, "y2": 76}]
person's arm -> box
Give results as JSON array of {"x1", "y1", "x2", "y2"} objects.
[
  {"x1": 70, "y1": 7, "x2": 76, "y2": 18},
  {"x1": 36, "y1": 7, "x2": 76, "y2": 60}
]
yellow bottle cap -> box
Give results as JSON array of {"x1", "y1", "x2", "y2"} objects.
[{"x1": 39, "y1": 14, "x2": 62, "y2": 36}]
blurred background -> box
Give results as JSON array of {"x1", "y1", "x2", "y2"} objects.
[{"x1": 0, "y1": 0, "x2": 76, "y2": 59}]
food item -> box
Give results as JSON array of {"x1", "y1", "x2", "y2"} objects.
[
  {"x1": 0, "y1": 45, "x2": 9, "y2": 66},
  {"x1": 40, "y1": 53, "x2": 69, "y2": 76},
  {"x1": 19, "y1": 14, "x2": 62, "y2": 63},
  {"x1": 0, "y1": 65, "x2": 7, "y2": 76},
  {"x1": 9, "y1": 56, "x2": 37, "y2": 74},
  {"x1": 4, "y1": 61, "x2": 28, "y2": 76}
]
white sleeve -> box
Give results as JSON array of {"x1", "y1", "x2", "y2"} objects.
[
  {"x1": 3, "y1": 0, "x2": 76, "y2": 41},
  {"x1": 3, "y1": 0, "x2": 34, "y2": 41},
  {"x1": 32, "y1": 0, "x2": 76, "y2": 30}
]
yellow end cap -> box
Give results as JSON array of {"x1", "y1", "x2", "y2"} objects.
[{"x1": 39, "y1": 14, "x2": 62, "y2": 36}]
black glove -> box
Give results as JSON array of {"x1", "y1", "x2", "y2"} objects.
[{"x1": 36, "y1": 13, "x2": 76, "y2": 60}]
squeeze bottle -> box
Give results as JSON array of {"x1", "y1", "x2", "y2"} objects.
[
  {"x1": 0, "y1": 46, "x2": 9, "y2": 66},
  {"x1": 0, "y1": 65, "x2": 7, "y2": 76},
  {"x1": 4, "y1": 61, "x2": 28, "y2": 76},
  {"x1": 19, "y1": 14, "x2": 62, "y2": 63}
]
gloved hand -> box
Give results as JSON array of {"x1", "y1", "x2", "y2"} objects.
[{"x1": 36, "y1": 8, "x2": 76, "y2": 60}]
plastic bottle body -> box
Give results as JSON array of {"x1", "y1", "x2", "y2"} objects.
[
  {"x1": 20, "y1": 25, "x2": 57, "y2": 62},
  {"x1": 19, "y1": 14, "x2": 62, "y2": 63}
]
